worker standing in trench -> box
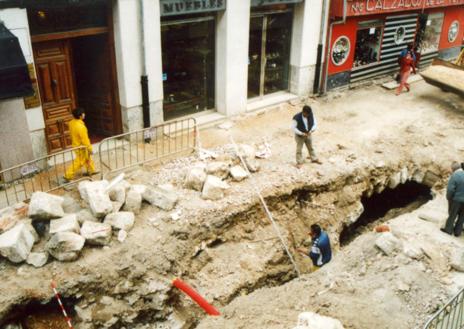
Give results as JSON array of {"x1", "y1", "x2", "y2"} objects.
[
  {"x1": 63, "y1": 108, "x2": 97, "y2": 182},
  {"x1": 441, "y1": 161, "x2": 464, "y2": 236},
  {"x1": 297, "y1": 224, "x2": 332, "y2": 270}
]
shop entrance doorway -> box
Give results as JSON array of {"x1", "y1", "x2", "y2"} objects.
[
  {"x1": 416, "y1": 12, "x2": 444, "y2": 67},
  {"x1": 247, "y1": 11, "x2": 293, "y2": 99}
]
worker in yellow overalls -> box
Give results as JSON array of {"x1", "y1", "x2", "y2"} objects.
[{"x1": 64, "y1": 108, "x2": 96, "y2": 181}]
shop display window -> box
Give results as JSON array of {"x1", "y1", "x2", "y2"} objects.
[
  {"x1": 248, "y1": 11, "x2": 292, "y2": 98},
  {"x1": 416, "y1": 12, "x2": 444, "y2": 54},
  {"x1": 353, "y1": 21, "x2": 383, "y2": 68},
  {"x1": 161, "y1": 17, "x2": 215, "y2": 120},
  {"x1": 332, "y1": 36, "x2": 350, "y2": 66},
  {"x1": 448, "y1": 21, "x2": 459, "y2": 43}
]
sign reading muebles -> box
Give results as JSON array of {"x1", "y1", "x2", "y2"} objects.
[{"x1": 160, "y1": 0, "x2": 226, "y2": 16}]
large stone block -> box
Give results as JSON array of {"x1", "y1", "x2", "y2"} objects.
[
  {"x1": 26, "y1": 252, "x2": 48, "y2": 268},
  {"x1": 49, "y1": 214, "x2": 80, "y2": 235},
  {"x1": 78, "y1": 181, "x2": 113, "y2": 218},
  {"x1": 80, "y1": 221, "x2": 112, "y2": 246},
  {"x1": 104, "y1": 212, "x2": 135, "y2": 231},
  {"x1": 123, "y1": 188, "x2": 142, "y2": 214},
  {"x1": 206, "y1": 162, "x2": 230, "y2": 179},
  {"x1": 76, "y1": 209, "x2": 99, "y2": 225},
  {"x1": 143, "y1": 184, "x2": 178, "y2": 211},
  {"x1": 28, "y1": 192, "x2": 64, "y2": 220},
  {"x1": 0, "y1": 202, "x2": 28, "y2": 234},
  {"x1": 46, "y1": 232, "x2": 85, "y2": 262},
  {"x1": 230, "y1": 165, "x2": 248, "y2": 182},
  {"x1": 375, "y1": 232, "x2": 401, "y2": 256},
  {"x1": 202, "y1": 175, "x2": 230, "y2": 200},
  {"x1": 184, "y1": 167, "x2": 207, "y2": 191},
  {"x1": 0, "y1": 223, "x2": 35, "y2": 263}
]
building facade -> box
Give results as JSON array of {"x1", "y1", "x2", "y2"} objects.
[
  {"x1": 0, "y1": 0, "x2": 326, "y2": 167},
  {"x1": 325, "y1": 0, "x2": 464, "y2": 90}
]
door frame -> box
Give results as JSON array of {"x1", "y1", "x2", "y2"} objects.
[{"x1": 31, "y1": 6, "x2": 122, "y2": 152}]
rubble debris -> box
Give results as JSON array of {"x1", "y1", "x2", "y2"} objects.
[
  {"x1": 255, "y1": 142, "x2": 271, "y2": 159},
  {"x1": 117, "y1": 230, "x2": 128, "y2": 242},
  {"x1": 123, "y1": 188, "x2": 143, "y2": 214},
  {"x1": 80, "y1": 221, "x2": 112, "y2": 246},
  {"x1": 76, "y1": 209, "x2": 99, "y2": 225},
  {"x1": 375, "y1": 232, "x2": 401, "y2": 255},
  {"x1": 131, "y1": 184, "x2": 147, "y2": 196},
  {"x1": 184, "y1": 166, "x2": 207, "y2": 191},
  {"x1": 403, "y1": 243, "x2": 424, "y2": 260},
  {"x1": 202, "y1": 175, "x2": 230, "y2": 200},
  {"x1": 0, "y1": 223, "x2": 36, "y2": 263},
  {"x1": 28, "y1": 192, "x2": 65, "y2": 220},
  {"x1": 49, "y1": 214, "x2": 80, "y2": 235},
  {"x1": 230, "y1": 165, "x2": 248, "y2": 182},
  {"x1": 62, "y1": 195, "x2": 81, "y2": 214},
  {"x1": 237, "y1": 144, "x2": 256, "y2": 159},
  {"x1": 206, "y1": 161, "x2": 230, "y2": 179},
  {"x1": 109, "y1": 184, "x2": 126, "y2": 204},
  {"x1": 293, "y1": 312, "x2": 344, "y2": 329},
  {"x1": 26, "y1": 252, "x2": 48, "y2": 268},
  {"x1": 104, "y1": 212, "x2": 135, "y2": 232},
  {"x1": 244, "y1": 158, "x2": 260, "y2": 173},
  {"x1": 46, "y1": 232, "x2": 85, "y2": 261},
  {"x1": 143, "y1": 184, "x2": 178, "y2": 211},
  {"x1": 0, "y1": 204, "x2": 25, "y2": 234}
]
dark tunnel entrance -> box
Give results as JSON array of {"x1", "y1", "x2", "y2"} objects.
[{"x1": 340, "y1": 181, "x2": 433, "y2": 246}]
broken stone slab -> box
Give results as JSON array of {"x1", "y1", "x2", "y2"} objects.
[
  {"x1": 28, "y1": 191, "x2": 64, "y2": 220},
  {"x1": 387, "y1": 172, "x2": 401, "y2": 189},
  {"x1": 76, "y1": 209, "x2": 99, "y2": 225},
  {"x1": 230, "y1": 165, "x2": 248, "y2": 182},
  {"x1": 184, "y1": 166, "x2": 207, "y2": 191},
  {"x1": 26, "y1": 252, "x2": 48, "y2": 268},
  {"x1": 0, "y1": 202, "x2": 29, "y2": 234},
  {"x1": 375, "y1": 232, "x2": 401, "y2": 256},
  {"x1": 237, "y1": 144, "x2": 256, "y2": 159},
  {"x1": 104, "y1": 212, "x2": 135, "y2": 232},
  {"x1": 400, "y1": 167, "x2": 409, "y2": 184},
  {"x1": 450, "y1": 249, "x2": 464, "y2": 272},
  {"x1": 206, "y1": 161, "x2": 230, "y2": 179},
  {"x1": 412, "y1": 169, "x2": 425, "y2": 183},
  {"x1": 293, "y1": 312, "x2": 344, "y2": 329},
  {"x1": 62, "y1": 195, "x2": 81, "y2": 214},
  {"x1": 403, "y1": 242, "x2": 424, "y2": 260},
  {"x1": 123, "y1": 188, "x2": 142, "y2": 214},
  {"x1": 46, "y1": 232, "x2": 85, "y2": 262},
  {"x1": 49, "y1": 214, "x2": 80, "y2": 235},
  {"x1": 244, "y1": 158, "x2": 260, "y2": 173},
  {"x1": 143, "y1": 184, "x2": 178, "y2": 211},
  {"x1": 80, "y1": 221, "x2": 112, "y2": 246},
  {"x1": 0, "y1": 223, "x2": 35, "y2": 263},
  {"x1": 118, "y1": 230, "x2": 128, "y2": 242},
  {"x1": 109, "y1": 184, "x2": 126, "y2": 204},
  {"x1": 418, "y1": 210, "x2": 446, "y2": 224},
  {"x1": 202, "y1": 175, "x2": 230, "y2": 200},
  {"x1": 78, "y1": 181, "x2": 113, "y2": 218}
]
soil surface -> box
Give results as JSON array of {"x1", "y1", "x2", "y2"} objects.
[{"x1": 0, "y1": 80, "x2": 463, "y2": 329}]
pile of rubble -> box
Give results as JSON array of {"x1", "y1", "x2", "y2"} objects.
[{"x1": 0, "y1": 143, "x2": 267, "y2": 269}]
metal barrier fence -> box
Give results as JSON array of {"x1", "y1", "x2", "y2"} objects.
[
  {"x1": 424, "y1": 287, "x2": 464, "y2": 329},
  {"x1": 0, "y1": 146, "x2": 90, "y2": 208},
  {"x1": 98, "y1": 118, "x2": 197, "y2": 179}
]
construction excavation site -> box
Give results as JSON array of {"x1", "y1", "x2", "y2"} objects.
[{"x1": 0, "y1": 80, "x2": 464, "y2": 329}]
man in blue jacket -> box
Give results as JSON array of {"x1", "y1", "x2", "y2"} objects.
[
  {"x1": 442, "y1": 161, "x2": 464, "y2": 236},
  {"x1": 298, "y1": 224, "x2": 332, "y2": 268}
]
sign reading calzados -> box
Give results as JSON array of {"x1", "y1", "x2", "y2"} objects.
[
  {"x1": 160, "y1": 0, "x2": 226, "y2": 16},
  {"x1": 346, "y1": 0, "x2": 464, "y2": 15}
]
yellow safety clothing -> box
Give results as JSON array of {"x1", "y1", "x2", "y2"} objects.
[{"x1": 64, "y1": 119, "x2": 95, "y2": 180}]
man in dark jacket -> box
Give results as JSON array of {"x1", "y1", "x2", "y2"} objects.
[
  {"x1": 297, "y1": 224, "x2": 332, "y2": 268},
  {"x1": 292, "y1": 105, "x2": 321, "y2": 168},
  {"x1": 442, "y1": 161, "x2": 464, "y2": 236}
]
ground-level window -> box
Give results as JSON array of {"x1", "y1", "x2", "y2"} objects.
[
  {"x1": 161, "y1": 16, "x2": 215, "y2": 120},
  {"x1": 353, "y1": 20, "x2": 383, "y2": 68}
]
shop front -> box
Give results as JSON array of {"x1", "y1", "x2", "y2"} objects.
[
  {"x1": 160, "y1": 1, "x2": 225, "y2": 121},
  {"x1": 248, "y1": 2, "x2": 297, "y2": 99},
  {"x1": 326, "y1": 0, "x2": 464, "y2": 90}
]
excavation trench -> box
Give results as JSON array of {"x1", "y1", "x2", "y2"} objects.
[{"x1": 0, "y1": 165, "x2": 444, "y2": 329}]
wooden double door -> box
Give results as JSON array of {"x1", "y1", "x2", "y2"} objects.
[{"x1": 33, "y1": 35, "x2": 120, "y2": 153}]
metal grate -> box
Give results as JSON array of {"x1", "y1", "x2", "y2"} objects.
[
  {"x1": 98, "y1": 118, "x2": 197, "y2": 179},
  {"x1": 424, "y1": 287, "x2": 464, "y2": 329}
]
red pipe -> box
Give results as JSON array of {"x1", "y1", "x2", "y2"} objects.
[{"x1": 172, "y1": 278, "x2": 220, "y2": 316}]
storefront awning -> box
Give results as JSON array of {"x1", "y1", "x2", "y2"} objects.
[
  {"x1": 251, "y1": 0, "x2": 303, "y2": 6},
  {"x1": 0, "y1": 23, "x2": 33, "y2": 100}
]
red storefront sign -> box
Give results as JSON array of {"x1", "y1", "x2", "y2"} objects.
[{"x1": 331, "y1": 0, "x2": 464, "y2": 17}]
